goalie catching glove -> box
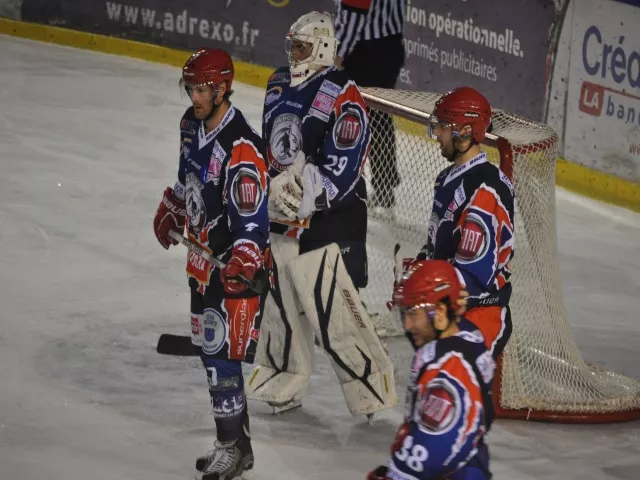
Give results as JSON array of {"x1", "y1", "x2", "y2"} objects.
[
  {"x1": 220, "y1": 242, "x2": 263, "y2": 294},
  {"x1": 268, "y1": 152, "x2": 331, "y2": 222},
  {"x1": 153, "y1": 186, "x2": 187, "y2": 249}
]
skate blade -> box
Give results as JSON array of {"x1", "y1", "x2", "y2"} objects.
[
  {"x1": 269, "y1": 400, "x2": 302, "y2": 415},
  {"x1": 196, "y1": 467, "x2": 251, "y2": 480}
]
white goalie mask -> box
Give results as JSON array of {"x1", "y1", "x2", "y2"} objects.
[{"x1": 286, "y1": 11, "x2": 338, "y2": 87}]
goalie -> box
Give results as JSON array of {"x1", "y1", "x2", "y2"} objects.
[{"x1": 245, "y1": 11, "x2": 398, "y2": 417}]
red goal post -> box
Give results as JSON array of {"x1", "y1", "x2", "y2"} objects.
[{"x1": 359, "y1": 87, "x2": 640, "y2": 423}]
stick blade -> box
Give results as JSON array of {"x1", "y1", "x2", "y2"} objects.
[{"x1": 156, "y1": 334, "x2": 198, "y2": 356}]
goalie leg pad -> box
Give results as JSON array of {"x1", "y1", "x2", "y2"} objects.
[
  {"x1": 245, "y1": 234, "x2": 315, "y2": 406},
  {"x1": 286, "y1": 243, "x2": 398, "y2": 416}
]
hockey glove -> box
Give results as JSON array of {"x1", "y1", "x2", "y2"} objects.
[
  {"x1": 220, "y1": 242, "x2": 263, "y2": 294},
  {"x1": 153, "y1": 186, "x2": 186, "y2": 250},
  {"x1": 268, "y1": 151, "x2": 306, "y2": 222},
  {"x1": 268, "y1": 166, "x2": 303, "y2": 221},
  {"x1": 298, "y1": 162, "x2": 330, "y2": 219},
  {"x1": 391, "y1": 422, "x2": 411, "y2": 454},
  {"x1": 367, "y1": 466, "x2": 390, "y2": 480}
]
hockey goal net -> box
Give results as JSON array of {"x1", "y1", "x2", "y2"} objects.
[{"x1": 359, "y1": 87, "x2": 640, "y2": 423}]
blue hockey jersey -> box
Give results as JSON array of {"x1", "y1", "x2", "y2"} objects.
[
  {"x1": 174, "y1": 105, "x2": 269, "y2": 290},
  {"x1": 387, "y1": 318, "x2": 495, "y2": 480},
  {"x1": 419, "y1": 152, "x2": 515, "y2": 308},
  {"x1": 261, "y1": 66, "x2": 371, "y2": 239}
]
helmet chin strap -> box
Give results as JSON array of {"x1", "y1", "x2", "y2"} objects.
[
  {"x1": 433, "y1": 314, "x2": 449, "y2": 338},
  {"x1": 445, "y1": 132, "x2": 474, "y2": 163},
  {"x1": 203, "y1": 96, "x2": 224, "y2": 123},
  {"x1": 429, "y1": 303, "x2": 458, "y2": 339}
]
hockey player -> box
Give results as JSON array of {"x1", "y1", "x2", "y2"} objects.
[
  {"x1": 413, "y1": 87, "x2": 516, "y2": 361},
  {"x1": 245, "y1": 11, "x2": 398, "y2": 417},
  {"x1": 369, "y1": 259, "x2": 495, "y2": 480},
  {"x1": 153, "y1": 48, "x2": 270, "y2": 480}
]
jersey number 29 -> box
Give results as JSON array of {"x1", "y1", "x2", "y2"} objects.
[{"x1": 326, "y1": 155, "x2": 348, "y2": 176}]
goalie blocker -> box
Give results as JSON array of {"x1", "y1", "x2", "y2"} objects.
[{"x1": 246, "y1": 239, "x2": 397, "y2": 416}]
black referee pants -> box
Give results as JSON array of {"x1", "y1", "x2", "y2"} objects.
[{"x1": 343, "y1": 34, "x2": 405, "y2": 208}]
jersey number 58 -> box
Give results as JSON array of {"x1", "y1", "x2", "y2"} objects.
[{"x1": 394, "y1": 434, "x2": 428, "y2": 472}]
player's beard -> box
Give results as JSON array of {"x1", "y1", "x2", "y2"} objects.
[
  {"x1": 439, "y1": 141, "x2": 457, "y2": 163},
  {"x1": 193, "y1": 102, "x2": 209, "y2": 120},
  {"x1": 194, "y1": 97, "x2": 222, "y2": 122}
]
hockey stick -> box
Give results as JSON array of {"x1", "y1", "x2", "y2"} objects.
[
  {"x1": 167, "y1": 230, "x2": 268, "y2": 295},
  {"x1": 156, "y1": 231, "x2": 269, "y2": 356},
  {"x1": 156, "y1": 333, "x2": 197, "y2": 356}
]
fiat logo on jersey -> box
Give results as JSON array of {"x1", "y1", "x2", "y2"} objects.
[
  {"x1": 456, "y1": 213, "x2": 489, "y2": 263},
  {"x1": 418, "y1": 380, "x2": 459, "y2": 433},
  {"x1": 232, "y1": 168, "x2": 264, "y2": 216},
  {"x1": 333, "y1": 109, "x2": 362, "y2": 149}
]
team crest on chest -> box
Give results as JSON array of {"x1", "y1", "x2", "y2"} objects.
[
  {"x1": 186, "y1": 172, "x2": 207, "y2": 234},
  {"x1": 269, "y1": 113, "x2": 303, "y2": 172}
]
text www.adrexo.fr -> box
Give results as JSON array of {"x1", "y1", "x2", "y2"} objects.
[{"x1": 105, "y1": 2, "x2": 259, "y2": 47}]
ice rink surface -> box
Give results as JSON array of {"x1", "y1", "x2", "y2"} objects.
[{"x1": 1, "y1": 35, "x2": 639, "y2": 480}]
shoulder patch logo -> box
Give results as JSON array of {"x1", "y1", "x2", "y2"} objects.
[
  {"x1": 333, "y1": 109, "x2": 363, "y2": 149},
  {"x1": 265, "y1": 86, "x2": 283, "y2": 106},
  {"x1": 456, "y1": 212, "x2": 489, "y2": 263},
  {"x1": 419, "y1": 379, "x2": 459, "y2": 433},
  {"x1": 181, "y1": 118, "x2": 198, "y2": 135},
  {"x1": 232, "y1": 167, "x2": 264, "y2": 216}
]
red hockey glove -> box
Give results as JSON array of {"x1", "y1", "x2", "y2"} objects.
[
  {"x1": 220, "y1": 242, "x2": 263, "y2": 294},
  {"x1": 153, "y1": 186, "x2": 187, "y2": 250},
  {"x1": 367, "y1": 465, "x2": 390, "y2": 480},
  {"x1": 391, "y1": 422, "x2": 411, "y2": 454}
]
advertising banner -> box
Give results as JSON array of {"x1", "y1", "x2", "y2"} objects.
[
  {"x1": 565, "y1": 0, "x2": 640, "y2": 182},
  {"x1": 17, "y1": 0, "x2": 334, "y2": 67},
  {"x1": 401, "y1": 0, "x2": 559, "y2": 120},
  {"x1": 9, "y1": 0, "x2": 562, "y2": 121}
]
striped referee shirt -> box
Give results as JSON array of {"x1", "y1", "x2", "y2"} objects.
[{"x1": 334, "y1": 0, "x2": 406, "y2": 58}]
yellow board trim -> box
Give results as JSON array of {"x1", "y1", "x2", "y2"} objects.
[
  {"x1": 2, "y1": 18, "x2": 639, "y2": 213},
  {"x1": 556, "y1": 158, "x2": 640, "y2": 213},
  {"x1": 0, "y1": 18, "x2": 274, "y2": 89}
]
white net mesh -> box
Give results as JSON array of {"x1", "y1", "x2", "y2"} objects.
[{"x1": 360, "y1": 87, "x2": 640, "y2": 420}]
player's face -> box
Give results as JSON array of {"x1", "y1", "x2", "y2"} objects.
[
  {"x1": 287, "y1": 39, "x2": 313, "y2": 64},
  {"x1": 403, "y1": 303, "x2": 450, "y2": 347},
  {"x1": 403, "y1": 306, "x2": 436, "y2": 347},
  {"x1": 433, "y1": 122, "x2": 456, "y2": 159},
  {"x1": 187, "y1": 84, "x2": 217, "y2": 119}
]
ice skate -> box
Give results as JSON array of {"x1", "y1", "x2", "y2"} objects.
[
  {"x1": 195, "y1": 435, "x2": 254, "y2": 480},
  {"x1": 268, "y1": 398, "x2": 302, "y2": 415}
]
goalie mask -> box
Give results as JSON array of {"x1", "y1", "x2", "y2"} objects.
[{"x1": 286, "y1": 11, "x2": 338, "y2": 87}]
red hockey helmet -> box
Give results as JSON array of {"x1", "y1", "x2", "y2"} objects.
[
  {"x1": 431, "y1": 87, "x2": 492, "y2": 143},
  {"x1": 393, "y1": 260, "x2": 462, "y2": 311},
  {"x1": 181, "y1": 48, "x2": 234, "y2": 92}
]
